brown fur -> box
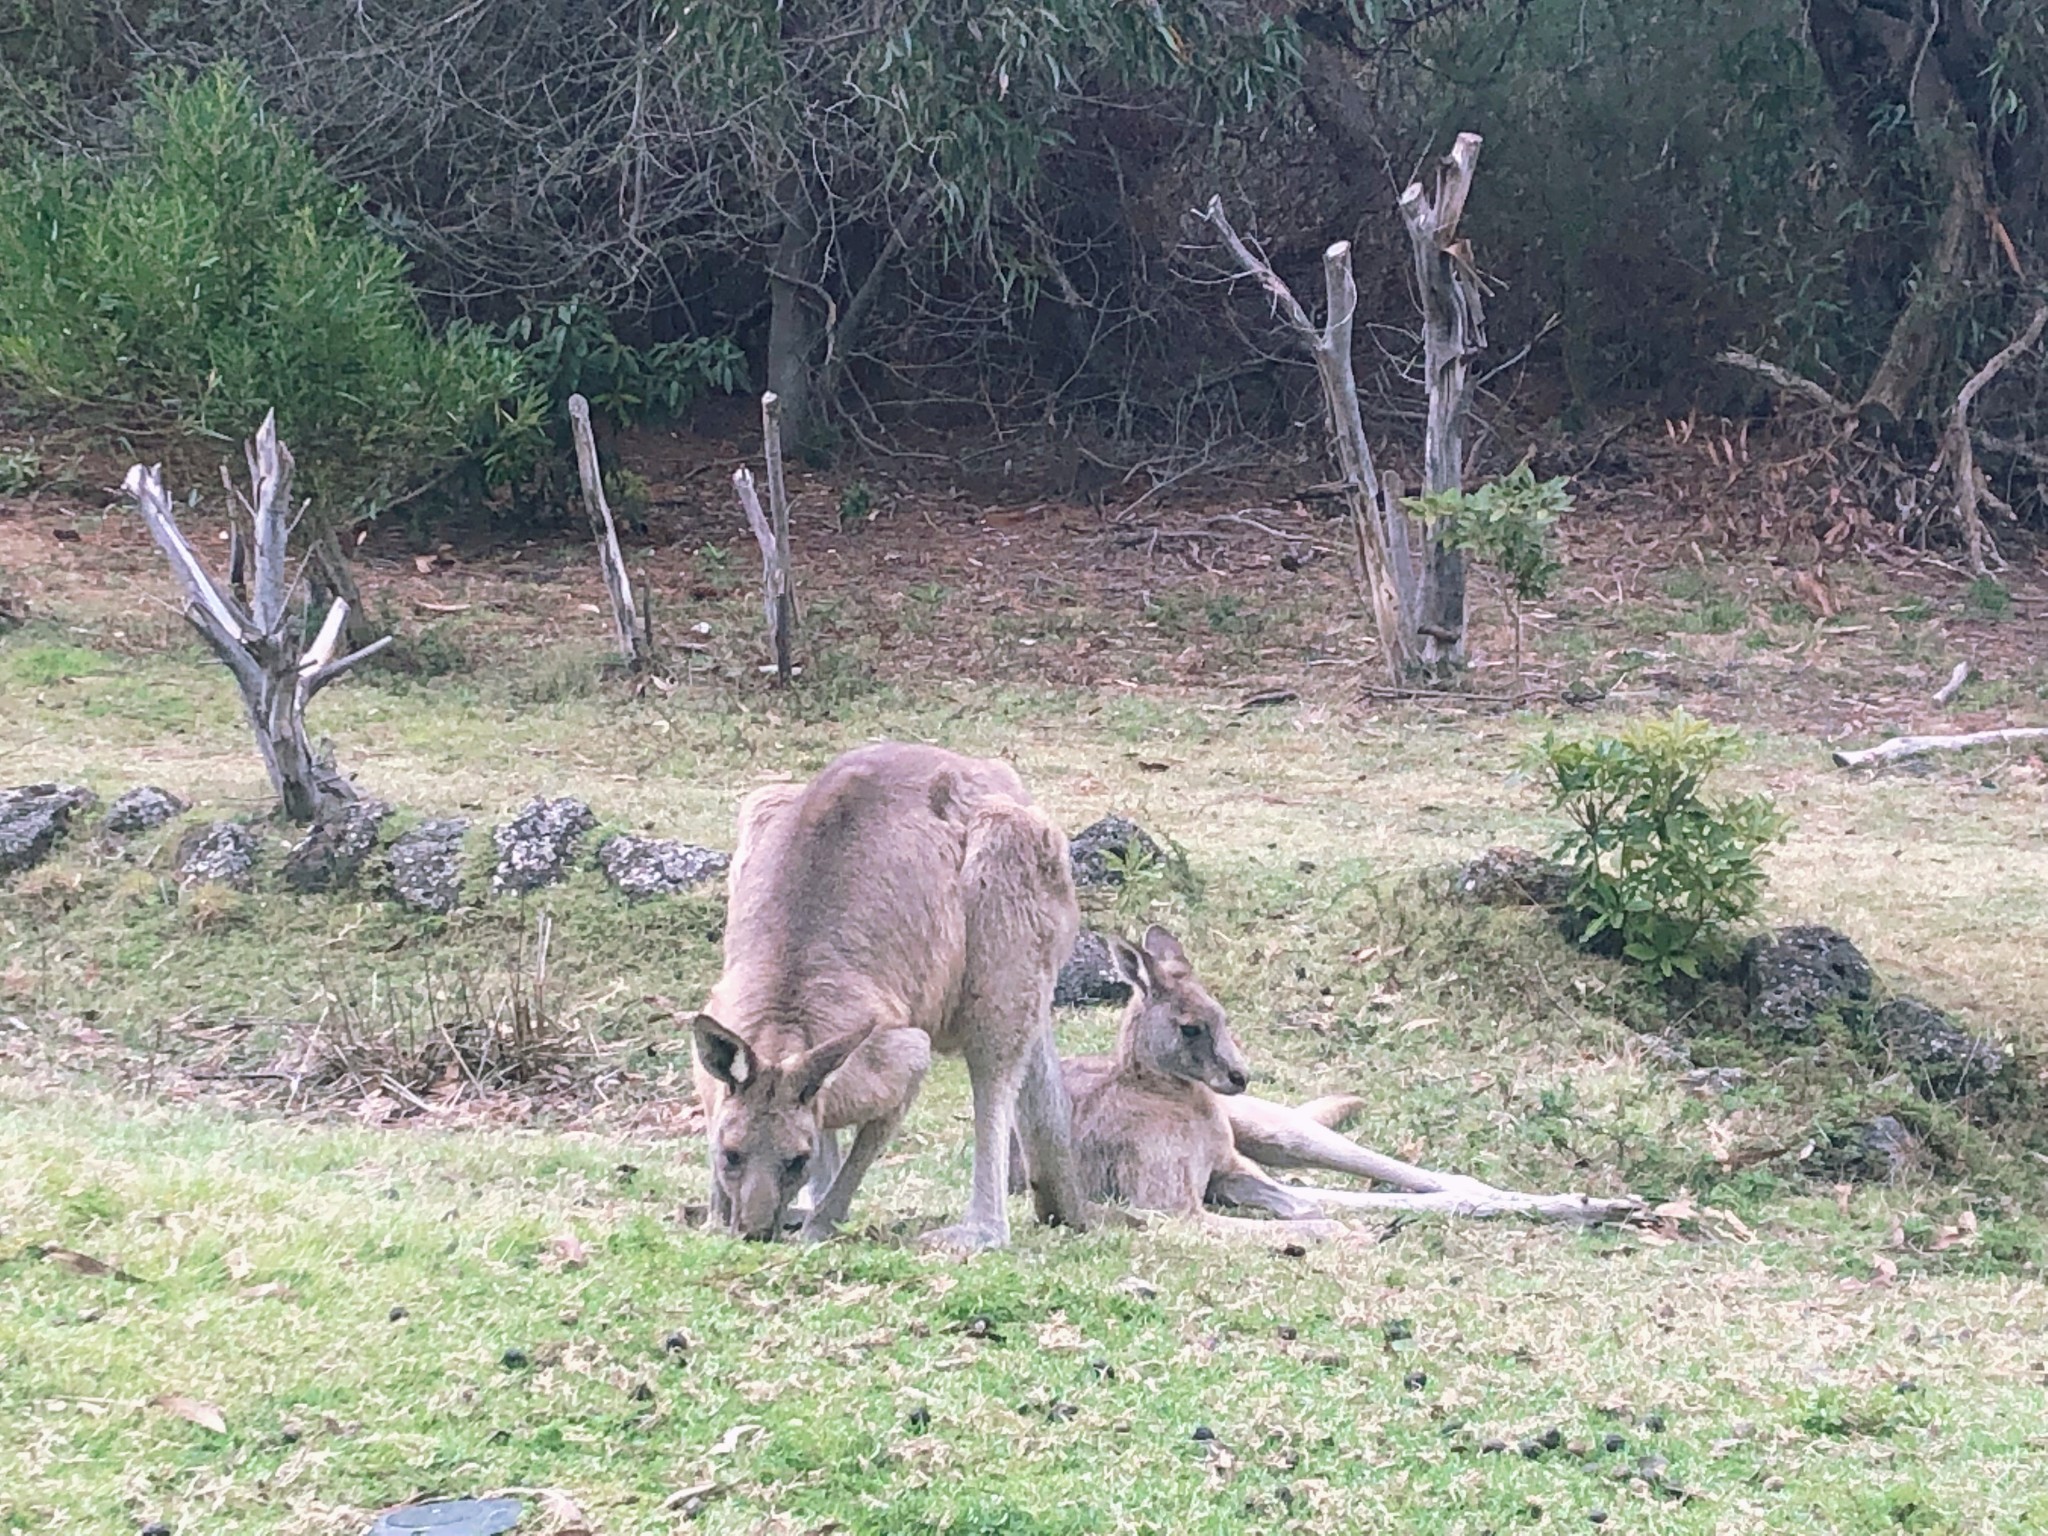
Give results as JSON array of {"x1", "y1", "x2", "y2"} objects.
[
  {"x1": 1029, "y1": 928, "x2": 1407, "y2": 1227},
  {"x1": 692, "y1": 741, "x2": 1087, "y2": 1249}
]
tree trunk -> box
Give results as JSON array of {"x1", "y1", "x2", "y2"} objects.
[
  {"x1": 1804, "y1": 0, "x2": 2016, "y2": 430},
  {"x1": 764, "y1": 174, "x2": 825, "y2": 453},
  {"x1": 125, "y1": 414, "x2": 391, "y2": 823},
  {"x1": 1401, "y1": 134, "x2": 1487, "y2": 667}
]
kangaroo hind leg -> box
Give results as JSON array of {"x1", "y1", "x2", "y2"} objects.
[{"x1": 925, "y1": 800, "x2": 1086, "y2": 1251}]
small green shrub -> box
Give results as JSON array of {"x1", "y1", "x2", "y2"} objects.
[
  {"x1": 1406, "y1": 462, "x2": 1569, "y2": 690},
  {"x1": 837, "y1": 480, "x2": 876, "y2": 532},
  {"x1": 1533, "y1": 711, "x2": 1787, "y2": 979},
  {"x1": 1965, "y1": 577, "x2": 2012, "y2": 619},
  {"x1": 0, "y1": 63, "x2": 539, "y2": 523},
  {"x1": 0, "y1": 448, "x2": 41, "y2": 493},
  {"x1": 504, "y1": 298, "x2": 742, "y2": 427}
]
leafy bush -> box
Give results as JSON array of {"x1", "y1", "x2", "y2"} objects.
[
  {"x1": 1406, "y1": 462, "x2": 1570, "y2": 691},
  {"x1": 1533, "y1": 711, "x2": 1787, "y2": 979},
  {"x1": 505, "y1": 298, "x2": 743, "y2": 427},
  {"x1": 0, "y1": 63, "x2": 540, "y2": 523}
]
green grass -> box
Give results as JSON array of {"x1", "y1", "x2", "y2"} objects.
[
  {"x1": 6, "y1": 611, "x2": 2048, "y2": 1533},
  {"x1": 8, "y1": 1086, "x2": 2048, "y2": 1534}
]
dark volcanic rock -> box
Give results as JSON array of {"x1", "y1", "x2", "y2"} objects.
[
  {"x1": 598, "y1": 835, "x2": 730, "y2": 899},
  {"x1": 1054, "y1": 930, "x2": 1132, "y2": 1008},
  {"x1": 0, "y1": 783, "x2": 97, "y2": 875},
  {"x1": 1068, "y1": 815, "x2": 1163, "y2": 888},
  {"x1": 492, "y1": 798, "x2": 597, "y2": 895},
  {"x1": 1740, "y1": 925, "x2": 1874, "y2": 1036},
  {"x1": 1826, "y1": 1115, "x2": 1924, "y2": 1184},
  {"x1": 103, "y1": 785, "x2": 188, "y2": 835},
  {"x1": 1868, "y1": 996, "x2": 2006, "y2": 1098},
  {"x1": 176, "y1": 821, "x2": 260, "y2": 888},
  {"x1": 386, "y1": 818, "x2": 472, "y2": 913},
  {"x1": 1453, "y1": 845, "x2": 1574, "y2": 909},
  {"x1": 281, "y1": 800, "x2": 393, "y2": 893}
]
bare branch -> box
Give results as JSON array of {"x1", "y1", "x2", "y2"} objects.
[
  {"x1": 1197, "y1": 198, "x2": 1319, "y2": 339},
  {"x1": 1833, "y1": 728, "x2": 2048, "y2": 768},
  {"x1": 123, "y1": 463, "x2": 257, "y2": 648},
  {"x1": 1932, "y1": 661, "x2": 1972, "y2": 707},
  {"x1": 1716, "y1": 349, "x2": 1857, "y2": 416},
  {"x1": 302, "y1": 636, "x2": 397, "y2": 703},
  {"x1": 1942, "y1": 301, "x2": 2048, "y2": 571}
]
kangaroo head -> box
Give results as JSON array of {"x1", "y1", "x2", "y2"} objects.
[
  {"x1": 692, "y1": 1015, "x2": 870, "y2": 1241},
  {"x1": 1108, "y1": 925, "x2": 1249, "y2": 1095}
]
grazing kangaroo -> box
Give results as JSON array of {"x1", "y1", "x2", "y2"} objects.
[
  {"x1": 1029, "y1": 925, "x2": 1639, "y2": 1227},
  {"x1": 690, "y1": 741, "x2": 1090, "y2": 1251}
]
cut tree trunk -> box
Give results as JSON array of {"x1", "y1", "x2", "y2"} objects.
[
  {"x1": 1401, "y1": 133, "x2": 1487, "y2": 667},
  {"x1": 1201, "y1": 199, "x2": 1421, "y2": 679},
  {"x1": 733, "y1": 391, "x2": 797, "y2": 683},
  {"x1": 124, "y1": 413, "x2": 391, "y2": 823},
  {"x1": 565, "y1": 392, "x2": 644, "y2": 668}
]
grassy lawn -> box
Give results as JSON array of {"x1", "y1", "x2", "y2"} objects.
[{"x1": 4, "y1": 537, "x2": 2048, "y2": 1532}]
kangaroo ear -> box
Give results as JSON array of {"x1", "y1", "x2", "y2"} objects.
[
  {"x1": 1140, "y1": 924, "x2": 1188, "y2": 972},
  {"x1": 790, "y1": 1024, "x2": 875, "y2": 1106},
  {"x1": 1106, "y1": 934, "x2": 1156, "y2": 997},
  {"x1": 692, "y1": 1013, "x2": 758, "y2": 1092}
]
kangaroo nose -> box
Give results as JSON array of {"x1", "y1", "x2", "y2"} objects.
[{"x1": 1226, "y1": 1068, "x2": 1248, "y2": 1091}]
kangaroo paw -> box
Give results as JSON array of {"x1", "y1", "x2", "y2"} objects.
[{"x1": 917, "y1": 1220, "x2": 1009, "y2": 1254}]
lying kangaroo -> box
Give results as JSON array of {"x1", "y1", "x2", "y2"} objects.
[
  {"x1": 690, "y1": 741, "x2": 1090, "y2": 1250},
  {"x1": 1028, "y1": 925, "x2": 1530, "y2": 1225}
]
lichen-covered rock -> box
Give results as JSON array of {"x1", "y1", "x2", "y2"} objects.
[
  {"x1": 1739, "y1": 925, "x2": 1874, "y2": 1036},
  {"x1": 1068, "y1": 814, "x2": 1164, "y2": 888},
  {"x1": 103, "y1": 785, "x2": 188, "y2": 835},
  {"x1": 1821, "y1": 1114, "x2": 1924, "y2": 1184},
  {"x1": 1452, "y1": 845, "x2": 1574, "y2": 908},
  {"x1": 0, "y1": 783, "x2": 97, "y2": 875},
  {"x1": 492, "y1": 797, "x2": 597, "y2": 895},
  {"x1": 1054, "y1": 930, "x2": 1132, "y2": 1009},
  {"x1": 599, "y1": 835, "x2": 730, "y2": 899},
  {"x1": 1868, "y1": 996, "x2": 2006, "y2": 1098},
  {"x1": 1636, "y1": 1033, "x2": 1694, "y2": 1069},
  {"x1": 281, "y1": 800, "x2": 393, "y2": 894},
  {"x1": 176, "y1": 821, "x2": 260, "y2": 889},
  {"x1": 387, "y1": 818, "x2": 471, "y2": 913},
  {"x1": 1681, "y1": 1066, "x2": 1748, "y2": 1095}
]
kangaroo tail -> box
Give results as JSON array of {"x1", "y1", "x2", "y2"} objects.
[{"x1": 1295, "y1": 1093, "x2": 1367, "y2": 1130}]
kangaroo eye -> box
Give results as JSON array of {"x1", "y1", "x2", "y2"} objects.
[
  {"x1": 1179, "y1": 1024, "x2": 1203, "y2": 1041},
  {"x1": 783, "y1": 1154, "x2": 809, "y2": 1179},
  {"x1": 720, "y1": 1149, "x2": 745, "y2": 1173}
]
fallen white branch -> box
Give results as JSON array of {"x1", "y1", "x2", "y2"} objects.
[
  {"x1": 1833, "y1": 727, "x2": 2048, "y2": 768},
  {"x1": 1932, "y1": 661, "x2": 1972, "y2": 707}
]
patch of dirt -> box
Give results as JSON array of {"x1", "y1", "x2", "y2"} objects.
[{"x1": 3, "y1": 412, "x2": 2045, "y2": 745}]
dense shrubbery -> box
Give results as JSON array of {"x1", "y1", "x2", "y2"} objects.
[
  {"x1": 0, "y1": 64, "x2": 540, "y2": 522},
  {"x1": 1535, "y1": 712, "x2": 1787, "y2": 980}
]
